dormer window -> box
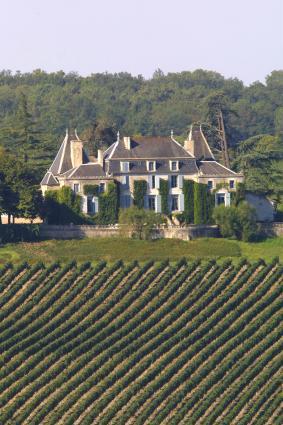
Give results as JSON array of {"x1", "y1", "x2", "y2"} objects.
[
  {"x1": 120, "y1": 161, "x2": 130, "y2": 173},
  {"x1": 147, "y1": 161, "x2": 156, "y2": 172},
  {"x1": 170, "y1": 161, "x2": 179, "y2": 171}
]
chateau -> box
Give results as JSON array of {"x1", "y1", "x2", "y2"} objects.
[{"x1": 41, "y1": 125, "x2": 243, "y2": 215}]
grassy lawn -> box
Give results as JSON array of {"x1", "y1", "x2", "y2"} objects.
[{"x1": 0, "y1": 236, "x2": 282, "y2": 265}]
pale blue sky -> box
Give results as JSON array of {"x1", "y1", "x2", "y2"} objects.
[{"x1": 1, "y1": 0, "x2": 282, "y2": 84}]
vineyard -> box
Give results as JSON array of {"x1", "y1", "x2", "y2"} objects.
[{"x1": 0, "y1": 258, "x2": 282, "y2": 424}]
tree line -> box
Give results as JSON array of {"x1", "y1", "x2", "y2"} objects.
[{"x1": 0, "y1": 68, "x2": 282, "y2": 153}]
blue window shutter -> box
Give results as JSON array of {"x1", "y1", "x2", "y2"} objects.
[
  {"x1": 148, "y1": 175, "x2": 152, "y2": 189},
  {"x1": 156, "y1": 195, "x2": 161, "y2": 213},
  {"x1": 179, "y1": 193, "x2": 184, "y2": 212},
  {"x1": 178, "y1": 175, "x2": 183, "y2": 189},
  {"x1": 144, "y1": 195, "x2": 149, "y2": 209}
]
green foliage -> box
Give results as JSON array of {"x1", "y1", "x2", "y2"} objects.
[
  {"x1": 83, "y1": 184, "x2": 99, "y2": 196},
  {"x1": 159, "y1": 179, "x2": 169, "y2": 215},
  {"x1": 183, "y1": 180, "x2": 194, "y2": 223},
  {"x1": 231, "y1": 182, "x2": 246, "y2": 206},
  {"x1": 97, "y1": 182, "x2": 119, "y2": 224},
  {"x1": 119, "y1": 206, "x2": 164, "y2": 239},
  {"x1": 17, "y1": 186, "x2": 43, "y2": 222},
  {"x1": 194, "y1": 182, "x2": 210, "y2": 224},
  {"x1": 233, "y1": 134, "x2": 283, "y2": 197},
  {"x1": 43, "y1": 186, "x2": 83, "y2": 225},
  {"x1": 213, "y1": 202, "x2": 258, "y2": 241},
  {"x1": 0, "y1": 224, "x2": 40, "y2": 243},
  {"x1": 0, "y1": 150, "x2": 41, "y2": 222},
  {"x1": 133, "y1": 180, "x2": 147, "y2": 209}
]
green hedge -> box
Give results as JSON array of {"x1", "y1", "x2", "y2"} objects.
[
  {"x1": 183, "y1": 180, "x2": 194, "y2": 223},
  {"x1": 0, "y1": 224, "x2": 40, "y2": 243},
  {"x1": 159, "y1": 179, "x2": 169, "y2": 215},
  {"x1": 133, "y1": 180, "x2": 147, "y2": 209},
  {"x1": 97, "y1": 182, "x2": 119, "y2": 224},
  {"x1": 194, "y1": 182, "x2": 210, "y2": 224}
]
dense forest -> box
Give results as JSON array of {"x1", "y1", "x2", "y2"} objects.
[{"x1": 0, "y1": 68, "x2": 282, "y2": 198}]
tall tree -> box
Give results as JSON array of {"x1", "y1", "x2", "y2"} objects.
[{"x1": 233, "y1": 134, "x2": 283, "y2": 198}]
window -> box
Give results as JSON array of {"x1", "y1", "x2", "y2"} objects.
[
  {"x1": 147, "y1": 161, "x2": 156, "y2": 172},
  {"x1": 148, "y1": 196, "x2": 156, "y2": 210},
  {"x1": 216, "y1": 193, "x2": 225, "y2": 205},
  {"x1": 87, "y1": 197, "x2": 95, "y2": 214},
  {"x1": 99, "y1": 183, "x2": 105, "y2": 193},
  {"x1": 171, "y1": 195, "x2": 179, "y2": 211},
  {"x1": 171, "y1": 175, "x2": 178, "y2": 188},
  {"x1": 73, "y1": 183, "x2": 80, "y2": 193},
  {"x1": 120, "y1": 161, "x2": 129, "y2": 172},
  {"x1": 170, "y1": 161, "x2": 179, "y2": 171},
  {"x1": 229, "y1": 180, "x2": 235, "y2": 189},
  {"x1": 207, "y1": 180, "x2": 213, "y2": 190},
  {"x1": 151, "y1": 175, "x2": 155, "y2": 189}
]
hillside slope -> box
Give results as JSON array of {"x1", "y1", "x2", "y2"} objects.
[{"x1": 0, "y1": 259, "x2": 282, "y2": 424}]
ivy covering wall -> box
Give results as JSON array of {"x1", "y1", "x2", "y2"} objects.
[
  {"x1": 182, "y1": 180, "x2": 215, "y2": 224},
  {"x1": 83, "y1": 184, "x2": 99, "y2": 196},
  {"x1": 183, "y1": 180, "x2": 194, "y2": 223},
  {"x1": 133, "y1": 180, "x2": 147, "y2": 209},
  {"x1": 44, "y1": 186, "x2": 83, "y2": 224},
  {"x1": 159, "y1": 179, "x2": 169, "y2": 215},
  {"x1": 97, "y1": 182, "x2": 119, "y2": 224}
]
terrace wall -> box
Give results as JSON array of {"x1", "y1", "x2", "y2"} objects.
[
  {"x1": 39, "y1": 224, "x2": 220, "y2": 241},
  {"x1": 259, "y1": 222, "x2": 283, "y2": 237}
]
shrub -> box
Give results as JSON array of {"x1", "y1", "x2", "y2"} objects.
[
  {"x1": 0, "y1": 224, "x2": 40, "y2": 243},
  {"x1": 213, "y1": 202, "x2": 258, "y2": 241},
  {"x1": 119, "y1": 207, "x2": 164, "y2": 240}
]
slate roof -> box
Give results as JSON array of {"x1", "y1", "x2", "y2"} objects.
[
  {"x1": 40, "y1": 171, "x2": 59, "y2": 186},
  {"x1": 49, "y1": 129, "x2": 89, "y2": 176},
  {"x1": 199, "y1": 161, "x2": 241, "y2": 177},
  {"x1": 109, "y1": 158, "x2": 198, "y2": 175},
  {"x1": 187, "y1": 125, "x2": 215, "y2": 160},
  {"x1": 60, "y1": 163, "x2": 106, "y2": 180},
  {"x1": 108, "y1": 136, "x2": 192, "y2": 159}
]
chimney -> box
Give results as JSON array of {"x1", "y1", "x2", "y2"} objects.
[
  {"x1": 97, "y1": 149, "x2": 104, "y2": 166},
  {"x1": 70, "y1": 139, "x2": 84, "y2": 168},
  {"x1": 184, "y1": 138, "x2": 195, "y2": 156},
  {"x1": 123, "y1": 136, "x2": 131, "y2": 150},
  {"x1": 184, "y1": 125, "x2": 195, "y2": 156}
]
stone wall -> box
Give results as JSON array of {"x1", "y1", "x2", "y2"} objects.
[
  {"x1": 258, "y1": 222, "x2": 283, "y2": 237},
  {"x1": 39, "y1": 224, "x2": 220, "y2": 241},
  {"x1": 39, "y1": 224, "x2": 121, "y2": 240}
]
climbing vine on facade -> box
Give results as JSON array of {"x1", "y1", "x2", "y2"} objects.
[{"x1": 133, "y1": 180, "x2": 147, "y2": 209}]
